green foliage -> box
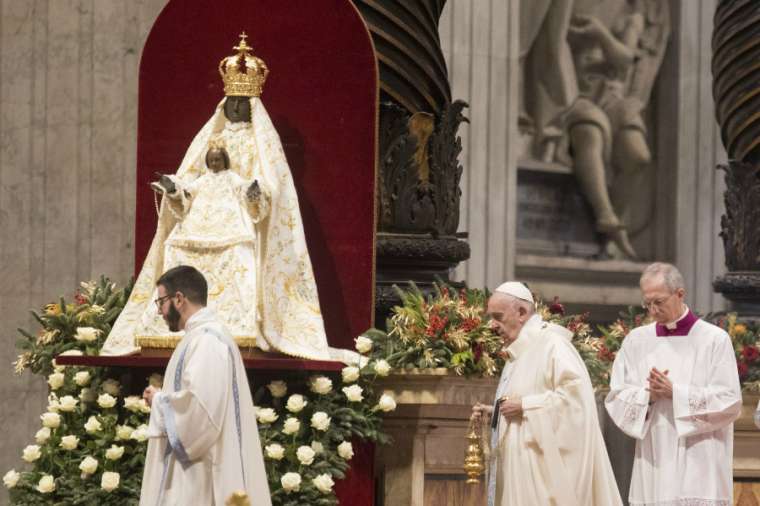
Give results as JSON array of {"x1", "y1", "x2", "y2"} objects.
[
  {"x1": 7, "y1": 277, "x2": 150, "y2": 505},
  {"x1": 365, "y1": 282, "x2": 505, "y2": 376}
]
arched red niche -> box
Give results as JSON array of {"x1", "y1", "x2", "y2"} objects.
[{"x1": 136, "y1": 0, "x2": 378, "y2": 350}]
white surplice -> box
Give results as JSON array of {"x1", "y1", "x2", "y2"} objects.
[
  {"x1": 492, "y1": 315, "x2": 623, "y2": 506},
  {"x1": 605, "y1": 318, "x2": 742, "y2": 506},
  {"x1": 139, "y1": 308, "x2": 271, "y2": 506}
]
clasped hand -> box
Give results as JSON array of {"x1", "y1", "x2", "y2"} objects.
[
  {"x1": 647, "y1": 367, "x2": 672, "y2": 401},
  {"x1": 143, "y1": 385, "x2": 160, "y2": 407},
  {"x1": 471, "y1": 396, "x2": 523, "y2": 423}
]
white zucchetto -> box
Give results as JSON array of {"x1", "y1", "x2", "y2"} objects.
[{"x1": 494, "y1": 281, "x2": 534, "y2": 303}]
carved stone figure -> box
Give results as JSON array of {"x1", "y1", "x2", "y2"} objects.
[
  {"x1": 566, "y1": 0, "x2": 669, "y2": 259},
  {"x1": 521, "y1": 0, "x2": 670, "y2": 260}
]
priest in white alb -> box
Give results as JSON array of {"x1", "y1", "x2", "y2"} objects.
[
  {"x1": 472, "y1": 281, "x2": 622, "y2": 506},
  {"x1": 605, "y1": 262, "x2": 742, "y2": 506},
  {"x1": 139, "y1": 265, "x2": 271, "y2": 505}
]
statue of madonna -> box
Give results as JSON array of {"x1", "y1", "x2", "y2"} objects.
[{"x1": 103, "y1": 33, "x2": 353, "y2": 363}]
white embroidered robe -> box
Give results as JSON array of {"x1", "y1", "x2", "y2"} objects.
[
  {"x1": 605, "y1": 320, "x2": 742, "y2": 506},
  {"x1": 139, "y1": 308, "x2": 271, "y2": 506},
  {"x1": 493, "y1": 315, "x2": 623, "y2": 506}
]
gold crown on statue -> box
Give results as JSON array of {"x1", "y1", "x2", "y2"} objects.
[{"x1": 219, "y1": 32, "x2": 269, "y2": 97}]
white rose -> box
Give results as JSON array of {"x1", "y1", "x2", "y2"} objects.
[
  {"x1": 311, "y1": 441, "x2": 324, "y2": 454},
  {"x1": 46, "y1": 394, "x2": 60, "y2": 413},
  {"x1": 105, "y1": 445, "x2": 125, "y2": 460},
  {"x1": 139, "y1": 399, "x2": 151, "y2": 414},
  {"x1": 341, "y1": 366, "x2": 360, "y2": 383},
  {"x1": 354, "y1": 335, "x2": 373, "y2": 353},
  {"x1": 148, "y1": 373, "x2": 163, "y2": 388},
  {"x1": 59, "y1": 435, "x2": 79, "y2": 451},
  {"x1": 101, "y1": 471, "x2": 120, "y2": 492},
  {"x1": 74, "y1": 371, "x2": 91, "y2": 386},
  {"x1": 101, "y1": 379, "x2": 120, "y2": 396},
  {"x1": 47, "y1": 372, "x2": 65, "y2": 390},
  {"x1": 337, "y1": 441, "x2": 354, "y2": 460},
  {"x1": 123, "y1": 396, "x2": 143, "y2": 412},
  {"x1": 310, "y1": 411, "x2": 331, "y2": 432},
  {"x1": 312, "y1": 473, "x2": 335, "y2": 494},
  {"x1": 255, "y1": 407, "x2": 278, "y2": 425},
  {"x1": 267, "y1": 380, "x2": 288, "y2": 398},
  {"x1": 79, "y1": 387, "x2": 96, "y2": 403},
  {"x1": 35, "y1": 427, "x2": 51, "y2": 444},
  {"x1": 41, "y1": 412, "x2": 61, "y2": 428},
  {"x1": 342, "y1": 384, "x2": 364, "y2": 402},
  {"x1": 79, "y1": 456, "x2": 98, "y2": 475},
  {"x1": 36, "y1": 474, "x2": 55, "y2": 493},
  {"x1": 58, "y1": 395, "x2": 78, "y2": 412},
  {"x1": 310, "y1": 376, "x2": 333, "y2": 395},
  {"x1": 84, "y1": 416, "x2": 102, "y2": 434},
  {"x1": 296, "y1": 445, "x2": 315, "y2": 465},
  {"x1": 131, "y1": 424, "x2": 148, "y2": 442},
  {"x1": 115, "y1": 425, "x2": 134, "y2": 441},
  {"x1": 21, "y1": 445, "x2": 41, "y2": 463},
  {"x1": 282, "y1": 417, "x2": 300, "y2": 435},
  {"x1": 3, "y1": 469, "x2": 20, "y2": 489},
  {"x1": 286, "y1": 394, "x2": 307, "y2": 413},
  {"x1": 264, "y1": 443, "x2": 285, "y2": 460},
  {"x1": 97, "y1": 393, "x2": 116, "y2": 409},
  {"x1": 74, "y1": 327, "x2": 100, "y2": 342},
  {"x1": 374, "y1": 359, "x2": 391, "y2": 376},
  {"x1": 376, "y1": 393, "x2": 397, "y2": 412},
  {"x1": 281, "y1": 472, "x2": 301, "y2": 493}
]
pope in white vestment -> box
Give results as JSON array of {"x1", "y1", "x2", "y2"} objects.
[
  {"x1": 480, "y1": 282, "x2": 622, "y2": 506},
  {"x1": 605, "y1": 309, "x2": 742, "y2": 506},
  {"x1": 139, "y1": 306, "x2": 271, "y2": 506}
]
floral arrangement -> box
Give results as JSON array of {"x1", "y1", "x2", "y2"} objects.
[
  {"x1": 714, "y1": 313, "x2": 760, "y2": 392},
  {"x1": 363, "y1": 283, "x2": 505, "y2": 376},
  {"x1": 5, "y1": 278, "x2": 396, "y2": 506},
  {"x1": 253, "y1": 345, "x2": 396, "y2": 504},
  {"x1": 6, "y1": 278, "x2": 152, "y2": 505}
]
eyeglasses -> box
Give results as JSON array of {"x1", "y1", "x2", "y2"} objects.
[
  {"x1": 641, "y1": 292, "x2": 676, "y2": 310},
  {"x1": 154, "y1": 294, "x2": 172, "y2": 308}
]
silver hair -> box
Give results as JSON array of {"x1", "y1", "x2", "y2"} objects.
[
  {"x1": 494, "y1": 292, "x2": 535, "y2": 315},
  {"x1": 640, "y1": 262, "x2": 685, "y2": 292}
]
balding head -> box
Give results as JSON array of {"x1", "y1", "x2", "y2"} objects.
[{"x1": 640, "y1": 262, "x2": 685, "y2": 292}]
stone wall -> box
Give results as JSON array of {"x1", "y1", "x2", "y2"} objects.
[{"x1": 0, "y1": 1, "x2": 167, "y2": 502}]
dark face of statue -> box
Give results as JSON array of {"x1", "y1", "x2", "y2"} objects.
[
  {"x1": 206, "y1": 148, "x2": 229, "y2": 173},
  {"x1": 224, "y1": 96, "x2": 251, "y2": 123}
]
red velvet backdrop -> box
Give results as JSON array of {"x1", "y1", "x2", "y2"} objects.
[{"x1": 137, "y1": 2, "x2": 377, "y2": 504}]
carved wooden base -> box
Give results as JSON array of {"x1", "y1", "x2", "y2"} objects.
[
  {"x1": 375, "y1": 233, "x2": 470, "y2": 327},
  {"x1": 373, "y1": 370, "x2": 498, "y2": 506},
  {"x1": 714, "y1": 272, "x2": 760, "y2": 317}
]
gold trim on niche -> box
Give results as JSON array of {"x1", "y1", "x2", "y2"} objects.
[{"x1": 136, "y1": 335, "x2": 258, "y2": 350}]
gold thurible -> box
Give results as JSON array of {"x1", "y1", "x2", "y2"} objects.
[
  {"x1": 463, "y1": 413, "x2": 485, "y2": 484},
  {"x1": 225, "y1": 490, "x2": 251, "y2": 506}
]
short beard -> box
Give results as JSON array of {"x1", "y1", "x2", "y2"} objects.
[{"x1": 165, "y1": 302, "x2": 181, "y2": 332}]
